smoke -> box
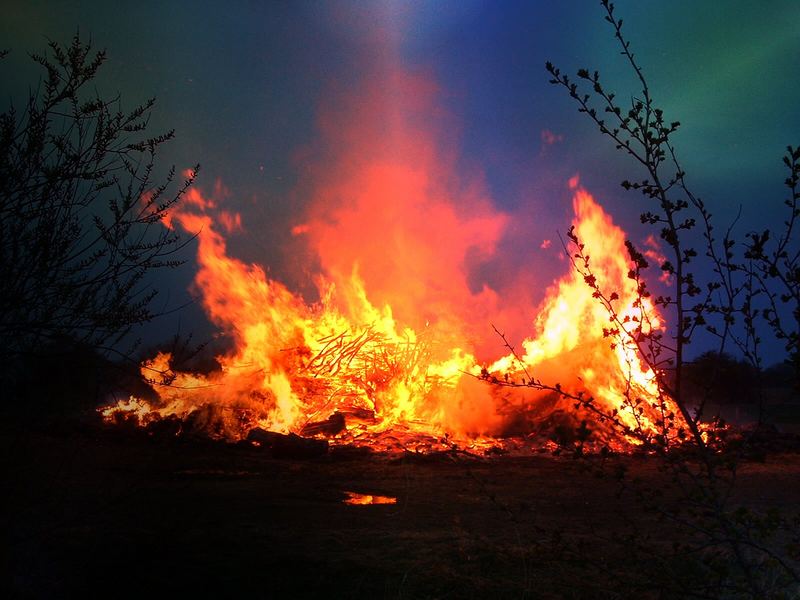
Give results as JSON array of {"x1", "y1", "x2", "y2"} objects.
[{"x1": 283, "y1": 55, "x2": 550, "y2": 360}]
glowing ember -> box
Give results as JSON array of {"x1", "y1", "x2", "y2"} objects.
[{"x1": 343, "y1": 492, "x2": 397, "y2": 505}]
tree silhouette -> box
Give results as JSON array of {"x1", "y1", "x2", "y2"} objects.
[
  {"x1": 480, "y1": 2, "x2": 800, "y2": 596},
  {"x1": 0, "y1": 34, "x2": 197, "y2": 373}
]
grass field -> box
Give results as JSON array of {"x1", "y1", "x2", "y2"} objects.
[{"x1": 5, "y1": 423, "x2": 800, "y2": 598}]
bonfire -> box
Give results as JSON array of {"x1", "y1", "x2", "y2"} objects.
[{"x1": 103, "y1": 174, "x2": 686, "y2": 454}]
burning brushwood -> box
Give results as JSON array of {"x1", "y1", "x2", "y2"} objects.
[
  {"x1": 302, "y1": 326, "x2": 443, "y2": 415},
  {"x1": 280, "y1": 325, "x2": 464, "y2": 448},
  {"x1": 100, "y1": 180, "x2": 690, "y2": 454}
]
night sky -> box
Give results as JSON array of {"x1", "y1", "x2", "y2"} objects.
[{"x1": 3, "y1": 1, "x2": 799, "y2": 362}]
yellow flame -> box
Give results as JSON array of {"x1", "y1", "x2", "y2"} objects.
[{"x1": 101, "y1": 180, "x2": 684, "y2": 451}]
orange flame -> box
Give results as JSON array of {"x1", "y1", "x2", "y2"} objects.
[
  {"x1": 103, "y1": 179, "x2": 682, "y2": 450},
  {"x1": 488, "y1": 184, "x2": 673, "y2": 445},
  {"x1": 102, "y1": 70, "x2": 685, "y2": 452}
]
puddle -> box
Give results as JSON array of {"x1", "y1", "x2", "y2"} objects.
[{"x1": 343, "y1": 491, "x2": 397, "y2": 505}]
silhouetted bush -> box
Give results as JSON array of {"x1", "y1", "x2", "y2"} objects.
[{"x1": 0, "y1": 34, "x2": 197, "y2": 381}]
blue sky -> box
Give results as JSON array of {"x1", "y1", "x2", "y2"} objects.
[{"x1": 2, "y1": 1, "x2": 798, "y2": 362}]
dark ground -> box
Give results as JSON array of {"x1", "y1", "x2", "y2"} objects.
[{"x1": 4, "y1": 423, "x2": 800, "y2": 599}]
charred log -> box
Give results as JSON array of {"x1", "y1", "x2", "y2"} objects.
[
  {"x1": 300, "y1": 412, "x2": 346, "y2": 437},
  {"x1": 246, "y1": 428, "x2": 328, "y2": 459}
]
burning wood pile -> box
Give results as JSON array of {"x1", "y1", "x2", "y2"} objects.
[{"x1": 102, "y1": 177, "x2": 691, "y2": 455}]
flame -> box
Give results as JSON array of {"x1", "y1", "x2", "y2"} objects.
[
  {"x1": 105, "y1": 174, "x2": 492, "y2": 441},
  {"x1": 488, "y1": 185, "x2": 674, "y2": 445},
  {"x1": 102, "y1": 70, "x2": 685, "y2": 452},
  {"x1": 102, "y1": 179, "x2": 683, "y2": 451}
]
